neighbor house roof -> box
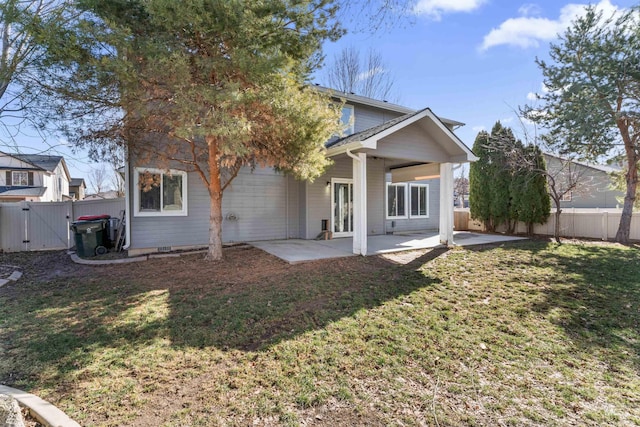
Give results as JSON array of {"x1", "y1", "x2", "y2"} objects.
[
  {"x1": 70, "y1": 178, "x2": 86, "y2": 187},
  {"x1": 543, "y1": 153, "x2": 621, "y2": 175},
  {"x1": 0, "y1": 186, "x2": 47, "y2": 197},
  {"x1": 2, "y1": 152, "x2": 71, "y2": 181}
]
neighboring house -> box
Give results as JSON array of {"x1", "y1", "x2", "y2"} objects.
[
  {"x1": 125, "y1": 88, "x2": 477, "y2": 256},
  {"x1": 0, "y1": 152, "x2": 71, "y2": 202},
  {"x1": 84, "y1": 190, "x2": 121, "y2": 200},
  {"x1": 543, "y1": 153, "x2": 623, "y2": 209},
  {"x1": 69, "y1": 178, "x2": 87, "y2": 200}
]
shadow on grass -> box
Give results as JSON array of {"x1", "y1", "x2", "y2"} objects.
[
  {"x1": 466, "y1": 240, "x2": 640, "y2": 367},
  {"x1": 0, "y1": 246, "x2": 445, "y2": 385}
]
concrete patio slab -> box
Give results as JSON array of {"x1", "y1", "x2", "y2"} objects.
[{"x1": 251, "y1": 232, "x2": 527, "y2": 264}]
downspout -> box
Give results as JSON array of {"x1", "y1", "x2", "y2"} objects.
[{"x1": 123, "y1": 158, "x2": 131, "y2": 250}]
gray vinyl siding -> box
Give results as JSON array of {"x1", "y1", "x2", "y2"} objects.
[
  {"x1": 560, "y1": 171, "x2": 622, "y2": 208},
  {"x1": 304, "y1": 156, "x2": 352, "y2": 239},
  {"x1": 287, "y1": 175, "x2": 301, "y2": 238},
  {"x1": 129, "y1": 167, "x2": 210, "y2": 250},
  {"x1": 298, "y1": 181, "x2": 307, "y2": 239},
  {"x1": 385, "y1": 178, "x2": 440, "y2": 233},
  {"x1": 221, "y1": 168, "x2": 288, "y2": 242},
  {"x1": 544, "y1": 155, "x2": 624, "y2": 209},
  {"x1": 300, "y1": 155, "x2": 385, "y2": 239},
  {"x1": 366, "y1": 157, "x2": 385, "y2": 235},
  {"x1": 353, "y1": 104, "x2": 404, "y2": 133},
  {"x1": 370, "y1": 126, "x2": 450, "y2": 163},
  {"x1": 129, "y1": 165, "x2": 295, "y2": 251}
]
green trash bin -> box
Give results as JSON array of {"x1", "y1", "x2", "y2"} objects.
[{"x1": 71, "y1": 220, "x2": 108, "y2": 257}]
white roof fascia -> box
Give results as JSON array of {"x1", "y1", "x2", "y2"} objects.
[{"x1": 326, "y1": 142, "x2": 365, "y2": 157}]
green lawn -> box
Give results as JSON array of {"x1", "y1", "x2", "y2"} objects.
[{"x1": 1, "y1": 241, "x2": 639, "y2": 426}]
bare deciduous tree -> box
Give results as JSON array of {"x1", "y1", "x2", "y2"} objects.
[
  {"x1": 494, "y1": 133, "x2": 592, "y2": 243},
  {"x1": 325, "y1": 46, "x2": 397, "y2": 101},
  {"x1": 87, "y1": 164, "x2": 109, "y2": 196}
]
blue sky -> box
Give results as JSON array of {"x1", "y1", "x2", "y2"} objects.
[
  {"x1": 4, "y1": 0, "x2": 636, "y2": 182},
  {"x1": 317, "y1": 0, "x2": 636, "y2": 156}
]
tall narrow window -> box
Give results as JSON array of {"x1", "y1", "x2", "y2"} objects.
[
  {"x1": 410, "y1": 184, "x2": 429, "y2": 218},
  {"x1": 341, "y1": 105, "x2": 355, "y2": 136},
  {"x1": 386, "y1": 183, "x2": 407, "y2": 218}
]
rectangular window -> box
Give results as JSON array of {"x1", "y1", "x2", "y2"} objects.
[
  {"x1": 410, "y1": 184, "x2": 429, "y2": 218},
  {"x1": 134, "y1": 168, "x2": 187, "y2": 216},
  {"x1": 12, "y1": 171, "x2": 29, "y2": 186},
  {"x1": 341, "y1": 104, "x2": 354, "y2": 136},
  {"x1": 561, "y1": 192, "x2": 572, "y2": 202},
  {"x1": 386, "y1": 183, "x2": 407, "y2": 218}
]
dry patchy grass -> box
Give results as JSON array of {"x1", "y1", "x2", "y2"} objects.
[{"x1": 0, "y1": 241, "x2": 639, "y2": 426}]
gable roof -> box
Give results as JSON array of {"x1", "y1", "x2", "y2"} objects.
[
  {"x1": 313, "y1": 85, "x2": 464, "y2": 129},
  {"x1": 543, "y1": 152, "x2": 621, "y2": 175},
  {"x1": 1, "y1": 152, "x2": 71, "y2": 181},
  {"x1": 70, "y1": 178, "x2": 86, "y2": 187},
  {"x1": 326, "y1": 107, "x2": 477, "y2": 162},
  {"x1": 0, "y1": 186, "x2": 47, "y2": 197}
]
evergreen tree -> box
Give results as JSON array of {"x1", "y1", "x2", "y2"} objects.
[
  {"x1": 524, "y1": 5, "x2": 640, "y2": 243},
  {"x1": 511, "y1": 146, "x2": 550, "y2": 235},
  {"x1": 35, "y1": 0, "x2": 344, "y2": 260},
  {"x1": 488, "y1": 122, "x2": 517, "y2": 231}
]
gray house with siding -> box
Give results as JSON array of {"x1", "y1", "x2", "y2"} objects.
[
  {"x1": 124, "y1": 88, "x2": 477, "y2": 256},
  {"x1": 543, "y1": 153, "x2": 623, "y2": 209}
]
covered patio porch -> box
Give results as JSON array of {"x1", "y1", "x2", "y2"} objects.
[
  {"x1": 324, "y1": 107, "x2": 478, "y2": 256},
  {"x1": 251, "y1": 231, "x2": 527, "y2": 264}
]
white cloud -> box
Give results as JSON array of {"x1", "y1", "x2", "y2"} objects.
[
  {"x1": 526, "y1": 92, "x2": 538, "y2": 101},
  {"x1": 472, "y1": 125, "x2": 486, "y2": 133},
  {"x1": 480, "y1": 0, "x2": 622, "y2": 51},
  {"x1": 414, "y1": 0, "x2": 486, "y2": 20},
  {"x1": 518, "y1": 3, "x2": 542, "y2": 17}
]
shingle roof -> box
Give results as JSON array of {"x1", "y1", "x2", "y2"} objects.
[
  {"x1": 326, "y1": 108, "x2": 428, "y2": 149},
  {"x1": 0, "y1": 186, "x2": 47, "y2": 197},
  {"x1": 543, "y1": 153, "x2": 621, "y2": 174},
  {"x1": 70, "y1": 178, "x2": 86, "y2": 187},
  {"x1": 12, "y1": 154, "x2": 63, "y2": 172}
]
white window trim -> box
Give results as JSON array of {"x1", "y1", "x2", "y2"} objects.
[
  {"x1": 409, "y1": 183, "x2": 430, "y2": 219},
  {"x1": 386, "y1": 182, "x2": 408, "y2": 219},
  {"x1": 12, "y1": 171, "x2": 29, "y2": 186},
  {"x1": 561, "y1": 191, "x2": 572, "y2": 202},
  {"x1": 133, "y1": 167, "x2": 188, "y2": 217},
  {"x1": 342, "y1": 104, "x2": 355, "y2": 136}
]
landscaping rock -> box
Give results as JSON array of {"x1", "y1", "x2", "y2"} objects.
[{"x1": 0, "y1": 394, "x2": 25, "y2": 427}]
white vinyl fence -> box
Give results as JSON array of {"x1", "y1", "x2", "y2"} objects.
[
  {"x1": 457, "y1": 208, "x2": 640, "y2": 241},
  {"x1": 0, "y1": 198, "x2": 125, "y2": 252}
]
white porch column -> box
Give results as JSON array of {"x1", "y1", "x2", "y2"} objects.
[
  {"x1": 348, "y1": 151, "x2": 367, "y2": 255},
  {"x1": 439, "y1": 162, "x2": 454, "y2": 246}
]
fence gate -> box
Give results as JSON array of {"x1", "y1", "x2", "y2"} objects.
[
  {"x1": 25, "y1": 201, "x2": 72, "y2": 251},
  {"x1": 1, "y1": 198, "x2": 125, "y2": 252}
]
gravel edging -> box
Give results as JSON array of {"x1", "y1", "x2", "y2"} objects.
[{"x1": 0, "y1": 385, "x2": 80, "y2": 427}]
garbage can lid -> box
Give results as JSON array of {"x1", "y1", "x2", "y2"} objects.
[{"x1": 77, "y1": 214, "x2": 111, "y2": 221}]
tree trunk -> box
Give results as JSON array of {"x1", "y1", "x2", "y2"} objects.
[
  {"x1": 615, "y1": 155, "x2": 638, "y2": 244},
  {"x1": 206, "y1": 138, "x2": 224, "y2": 261},
  {"x1": 615, "y1": 120, "x2": 638, "y2": 244},
  {"x1": 554, "y1": 205, "x2": 562, "y2": 244}
]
